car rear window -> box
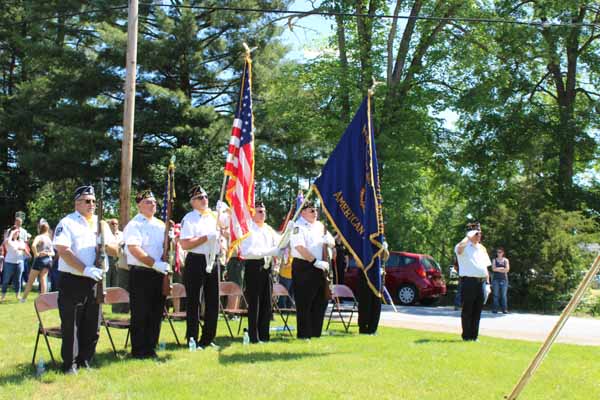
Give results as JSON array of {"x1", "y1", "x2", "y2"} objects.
[{"x1": 421, "y1": 257, "x2": 441, "y2": 271}]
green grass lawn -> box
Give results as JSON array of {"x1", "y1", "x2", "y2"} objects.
[{"x1": 1, "y1": 293, "x2": 600, "y2": 400}]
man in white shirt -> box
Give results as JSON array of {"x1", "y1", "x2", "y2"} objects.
[
  {"x1": 123, "y1": 190, "x2": 169, "y2": 359},
  {"x1": 455, "y1": 222, "x2": 491, "y2": 341},
  {"x1": 53, "y1": 185, "x2": 118, "y2": 373},
  {"x1": 290, "y1": 201, "x2": 335, "y2": 339},
  {"x1": 179, "y1": 185, "x2": 221, "y2": 349},
  {"x1": 239, "y1": 200, "x2": 281, "y2": 343}
]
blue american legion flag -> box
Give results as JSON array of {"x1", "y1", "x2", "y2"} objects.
[
  {"x1": 225, "y1": 56, "x2": 255, "y2": 253},
  {"x1": 313, "y1": 96, "x2": 385, "y2": 296}
]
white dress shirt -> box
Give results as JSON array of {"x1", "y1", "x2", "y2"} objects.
[
  {"x1": 239, "y1": 221, "x2": 280, "y2": 259},
  {"x1": 455, "y1": 241, "x2": 491, "y2": 278},
  {"x1": 180, "y1": 209, "x2": 220, "y2": 255},
  {"x1": 290, "y1": 217, "x2": 334, "y2": 261},
  {"x1": 53, "y1": 212, "x2": 116, "y2": 275},
  {"x1": 123, "y1": 213, "x2": 165, "y2": 267}
]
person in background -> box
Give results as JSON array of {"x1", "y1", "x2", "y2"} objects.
[
  {"x1": 21, "y1": 219, "x2": 54, "y2": 302},
  {"x1": 333, "y1": 235, "x2": 349, "y2": 285},
  {"x1": 1, "y1": 228, "x2": 27, "y2": 302},
  {"x1": 491, "y1": 247, "x2": 510, "y2": 314},
  {"x1": 455, "y1": 222, "x2": 491, "y2": 342}
]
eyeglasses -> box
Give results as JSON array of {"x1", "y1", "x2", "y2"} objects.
[
  {"x1": 78, "y1": 199, "x2": 96, "y2": 205},
  {"x1": 256, "y1": 210, "x2": 265, "y2": 214},
  {"x1": 109, "y1": 222, "x2": 118, "y2": 226},
  {"x1": 143, "y1": 200, "x2": 157, "y2": 205},
  {"x1": 193, "y1": 195, "x2": 208, "y2": 200},
  {"x1": 305, "y1": 208, "x2": 317, "y2": 213}
]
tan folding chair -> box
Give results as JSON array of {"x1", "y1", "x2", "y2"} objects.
[
  {"x1": 219, "y1": 281, "x2": 247, "y2": 338},
  {"x1": 271, "y1": 283, "x2": 296, "y2": 336},
  {"x1": 101, "y1": 287, "x2": 131, "y2": 357},
  {"x1": 32, "y1": 292, "x2": 61, "y2": 366},
  {"x1": 164, "y1": 283, "x2": 187, "y2": 346},
  {"x1": 326, "y1": 284, "x2": 358, "y2": 333}
]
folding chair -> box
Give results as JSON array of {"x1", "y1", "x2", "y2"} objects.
[
  {"x1": 101, "y1": 287, "x2": 131, "y2": 357},
  {"x1": 219, "y1": 281, "x2": 247, "y2": 338},
  {"x1": 325, "y1": 284, "x2": 358, "y2": 333},
  {"x1": 164, "y1": 283, "x2": 187, "y2": 346},
  {"x1": 271, "y1": 283, "x2": 296, "y2": 336},
  {"x1": 32, "y1": 292, "x2": 61, "y2": 366}
]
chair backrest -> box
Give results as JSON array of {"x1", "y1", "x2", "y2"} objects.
[
  {"x1": 103, "y1": 287, "x2": 130, "y2": 305},
  {"x1": 219, "y1": 281, "x2": 243, "y2": 297},
  {"x1": 331, "y1": 284, "x2": 356, "y2": 300},
  {"x1": 169, "y1": 283, "x2": 186, "y2": 299},
  {"x1": 220, "y1": 281, "x2": 244, "y2": 310},
  {"x1": 272, "y1": 283, "x2": 290, "y2": 297},
  {"x1": 34, "y1": 291, "x2": 59, "y2": 314}
]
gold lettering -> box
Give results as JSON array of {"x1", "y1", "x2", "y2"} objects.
[{"x1": 333, "y1": 191, "x2": 365, "y2": 235}]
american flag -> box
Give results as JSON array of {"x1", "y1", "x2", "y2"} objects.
[{"x1": 225, "y1": 57, "x2": 255, "y2": 253}]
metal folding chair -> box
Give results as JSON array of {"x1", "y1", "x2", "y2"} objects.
[
  {"x1": 32, "y1": 292, "x2": 61, "y2": 366},
  {"x1": 326, "y1": 284, "x2": 358, "y2": 333},
  {"x1": 271, "y1": 283, "x2": 296, "y2": 336},
  {"x1": 219, "y1": 281, "x2": 247, "y2": 338},
  {"x1": 101, "y1": 287, "x2": 131, "y2": 357}
]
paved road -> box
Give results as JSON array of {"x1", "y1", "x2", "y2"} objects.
[{"x1": 377, "y1": 305, "x2": 600, "y2": 346}]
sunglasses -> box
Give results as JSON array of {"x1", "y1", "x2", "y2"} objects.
[
  {"x1": 142, "y1": 199, "x2": 157, "y2": 205},
  {"x1": 109, "y1": 222, "x2": 119, "y2": 226},
  {"x1": 256, "y1": 210, "x2": 265, "y2": 214},
  {"x1": 78, "y1": 199, "x2": 96, "y2": 205},
  {"x1": 193, "y1": 195, "x2": 208, "y2": 200},
  {"x1": 305, "y1": 208, "x2": 317, "y2": 213}
]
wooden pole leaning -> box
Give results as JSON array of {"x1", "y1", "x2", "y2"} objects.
[
  {"x1": 119, "y1": 0, "x2": 139, "y2": 226},
  {"x1": 506, "y1": 253, "x2": 600, "y2": 400}
]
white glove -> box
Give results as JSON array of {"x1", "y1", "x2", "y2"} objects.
[
  {"x1": 322, "y1": 234, "x2": 335, "y2": 247},
  {"x1": 314, "y1": 260, "x2": 329, "y2": 272},
  {"x1": 382, "y1": 241, "x2": 389, "y2": 251},
  {"x1": 216, "y1": 200, "x2": 229, "y2": 213},
  {"x1": 83, "y1": 266, "x2": 103, "y2": 281},
  {"x1": 152, "y1": 261, "x2": 170, "y2": 275},
  {"x1": 263, "y1": 247, "x2": 281, "y2": 257},
  {"x1": 206, "y1": 231, "x2": 218, "y2": 241}
]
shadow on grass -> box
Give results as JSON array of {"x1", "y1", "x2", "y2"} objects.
[
  {"x1": 413, "y1": 338, "x2": 464, "y2": 345},
  {"x1": 218, "y1": 350, "x2": 329, "y2": 365}
]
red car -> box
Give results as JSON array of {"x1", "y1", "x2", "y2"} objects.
[{"x1": 344, "y1": 251, "x2": 447, "y2": 305}]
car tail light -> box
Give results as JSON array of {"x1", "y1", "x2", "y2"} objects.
[{"x1": 417, "y1": 265, "x2": 426, "y2": 278}]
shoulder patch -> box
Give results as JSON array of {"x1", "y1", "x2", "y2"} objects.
[
  {"x1": 55, "y1": 226, "x2": 63, "y2": 236},
  {"x1": 293, "y1": 227, "x2": 299, "y2": 234}
]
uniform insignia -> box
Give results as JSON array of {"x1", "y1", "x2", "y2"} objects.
[
  {"x1": 293, "y1": 227, "x2": 299, "y2": 234},
  {"x1": 55, "y1": 226, "x2": 63, "y2": 236}
]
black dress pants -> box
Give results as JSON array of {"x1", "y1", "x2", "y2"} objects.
[
  {"x1": 460, "y1": 276, "x2": 485, "y2": 340},
  {"x1": 58, "y1": 273, "x2": 100, "y2": 371},
  {"x1": 184, "y1": 253, "x2": 219, "y2": 347},
  {"x1": 292, "y1": 259, "x2": 327, "y2": 339},
  {"x1": 357, "y1": 272, "x2": 381, "y2": 334},
  {"x1": 244, "y1": 259, "x2": 272, "y2": 342},
  {"x1": 129, "y1": 266, "x2": 165, "y2": 357}
]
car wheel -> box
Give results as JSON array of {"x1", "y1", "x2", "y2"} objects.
[{"x1": 397, "y1": 285, "x2": 417, "y2": 305}]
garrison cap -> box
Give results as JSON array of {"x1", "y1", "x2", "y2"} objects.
[
  {"x1": 189, "y1": 184, "x2": 208, "y2": 200},
  {"x1": 466, "y1": 221, "x2": 481, "y2": 232},
  {"x1": 301, "y1": 200, "x2": 317, "y2": 210},
  {"x1": 74, "y1": 185, "x2": 95, "y2": 200},
  {"x1": 255, "y1": 199, "x2": 266, "y2": 209},
  {"x1": 135, "y1": 190, "x2": 155, "y2": 203}
]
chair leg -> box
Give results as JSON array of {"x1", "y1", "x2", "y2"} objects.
[
  {"x1": 222, "y1": 310, "x2": 234, "y2": 338},
  {"x1": 41, "y1": 333, "x2": 56, "y2": 365},
  {"x1": 104, "y1": 324, "x2": 118, "y2": 357},
  {"x1": 237, "y1": 316, "x2": 243, "y2": 336},
  {"x1": 325, "y1": 303, "x2": 334, "y2": 330},
  {"x1": 32, "y1": 331, "x2": 40, "y2": 366},
  {"x1": 167, "y1": 312, "x2": 180, "y2": 346},
  {"x1": 125, "y1": 329, "x2": 130, "y2": 349}
]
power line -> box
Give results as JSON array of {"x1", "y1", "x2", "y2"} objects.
[{"x1": 0, "y1": 3, "x2": 598, "y2": 29}]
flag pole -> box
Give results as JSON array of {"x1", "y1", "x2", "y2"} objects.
[
  {"x1": 506, "y1": 253, "x2": 600, "y2": 400},
  {"x1": 276, "y1": 186, "x2": 314, "y2": 249}
]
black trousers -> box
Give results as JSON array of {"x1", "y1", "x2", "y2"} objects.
[
  {"x1": 184, "y1": 253, "x2": 219, "y2": 347},
  {"x1": 357, "y1": 273, "x2": 381, "y2": 334},
  {"x1": 129, "y1": 266, "x2": 165, "y2": 357},
  {"x1": 292, "y1": 258, "x2": 328, "y2": 339},
  {"x1": 334, "y1": 260, "x2": 346, "y2": 285},
  {"x1": 58, "y1": 273, "x2": 100, "y2": 371},
  {"x1": 460, "y1": 277, "x2": 485, "y2": 340},
  {"x1": 243, "y1": 259, "x2": 272, "y2": 342}
]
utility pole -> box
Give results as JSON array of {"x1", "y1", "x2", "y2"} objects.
[{"x1": 119, "y1": 0, "x2": 139, "y2": 226}]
